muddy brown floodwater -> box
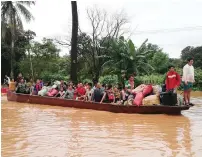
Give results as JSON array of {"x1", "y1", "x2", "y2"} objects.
[{"x1": 1, "y1": 95, "x2": 202, "y2": 157}]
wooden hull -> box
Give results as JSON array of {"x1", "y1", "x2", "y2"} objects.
[{"x1": 6, "y1": 91, "x2": 190, "y2": 115}]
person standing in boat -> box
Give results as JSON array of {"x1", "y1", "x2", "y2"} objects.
[
  {"x1": 165, "y1": 65, "x2": 181, "y2": 93},
  {"x1": 182, "y1": 58, "x2": 195, "y2": 106}
]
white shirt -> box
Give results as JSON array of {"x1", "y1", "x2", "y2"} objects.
[{"x1": 182, "y1": 64, "x2": 195, "y2": 83}]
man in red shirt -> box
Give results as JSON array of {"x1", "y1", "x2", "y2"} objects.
[
  {"x1": 165, "y1": 65, "x2": 181, "y2": 93},
  {"x1": 74, "y1": 83, "x2": 86, "y2": 100}
]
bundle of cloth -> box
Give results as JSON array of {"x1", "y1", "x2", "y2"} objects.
[
  {"x1": 133, "y1": 84, "x2": 153, "y2": 106},
  {"x1": 38, "y1": 81, "x2": 60, "y2": 97},
  {"x1": 129, "y1": 84, "x2": 162, "y2": 106},
  {"x1": 38, "y1": 85, "x2": 52, "y2": 96}
]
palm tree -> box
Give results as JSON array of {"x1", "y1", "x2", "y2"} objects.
[
  {"x1": 1, "y1": 1, "x2": 35, "y2": 78},
  {"x1": 70, "y1": 1, "x2": 78, "y2": 84}
]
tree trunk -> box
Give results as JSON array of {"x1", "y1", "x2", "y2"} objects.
[
  {"x1": 70, "y1": 1, "x2": 78, "y2": 84},
  {"x1": 10, "y1": 15, "x2": 16, "y2": 79}
]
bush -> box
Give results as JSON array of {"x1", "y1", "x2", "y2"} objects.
[
  {"x1": 81, "y1": 79, "x2": 92, "y2": 84},
  {"x1": 137, "y1": 69, "x2": 202, "y2": 91},
  {"x1": 194, "y1": 68, "x2": 202, "y2": 91},
  {"x1": 40, "y1": 72, "x2": 69, "y2": 82},
  {"x1": 136, "y1": 74, "x2": 165, "y2": 85},
  {"x1": 99, "y1": 75, "x2": 118, "y2": 85}
]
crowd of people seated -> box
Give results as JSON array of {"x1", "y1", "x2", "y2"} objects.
[
  {"x1": 6, "y1": 59, "x2": 195, "y2": 106},
  {"x1": 11, "y1": 73, "x2": 167, "y2": 106}
]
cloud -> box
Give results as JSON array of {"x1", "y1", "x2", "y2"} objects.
[{"x1": 23, "y1": 0, "x2": 202, "y2": 58}]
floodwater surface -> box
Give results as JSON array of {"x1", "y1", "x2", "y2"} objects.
[{"x1": 1, "y1": 95, "x2": 202, "y2": 157}]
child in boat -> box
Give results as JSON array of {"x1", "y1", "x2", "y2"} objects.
[
  {"x1": 165, "y1": 65, "x2": 181, "y2": 93},
  {"x1": 100, "y1": 84, "x2": 115, "y2": 103}
]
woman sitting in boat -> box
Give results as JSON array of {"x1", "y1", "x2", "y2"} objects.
[
  {"x1": 63, "y1": 85, "x2": 74, "y2": 99},
  {"x1": 32, "y1": 79, "x2": 42, "y2": 95},
  {"x1": 59, "y1": 80, "x2": 67, "y2": 91},
  {"x1": 55, "y1": 87, "x2": 65, "y2": 98},
  {"x1": 100, "y1": 85, "x2": 115, "y2": 104}
]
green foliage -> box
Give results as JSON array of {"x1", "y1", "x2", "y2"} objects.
[
  {"x1": 149, "y1": 52, "x2": 169, "y2": 74},
  {"x1": 81, "y1": 79, "x2": 92, "y2": 84},
  {"x1": 181, "y1": 46, "x2": 202, "y2": 69},
  {"x1": 136, "y1": 74, "x2": 165, "y2": 85},
  {"x1": 1, "y1": 1, "x2": 35, "y2": 78},
  {"x1": 18, "y1": 38, "x2": 70, "y2": 81},
  {"x1": 194, "y1": 68, "x2": 202, "y2": 91},
  {"x1": 40, "y1": 72, "x2": 69, "y2": 82},
  {"x1": 99, "y1": 75, "x2": 118, "y2": 85}
]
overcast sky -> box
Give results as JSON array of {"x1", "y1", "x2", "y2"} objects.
[{"x1": 23, "y1": 0, "x2": 202, "y2": 58}]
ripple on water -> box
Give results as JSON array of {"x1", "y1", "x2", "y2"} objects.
[{"x1": 1, "y1": 97, "x2": 202, "y2": 157}]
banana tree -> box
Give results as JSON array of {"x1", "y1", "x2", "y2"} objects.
[
  {"x1": 125, "y1": 39, "x2": 154, "y2": 75},
  {"x1": 99, "y1": 38, "x2": 154, "y2": 82}
]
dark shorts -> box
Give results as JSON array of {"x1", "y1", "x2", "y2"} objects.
[{"x1": 183, "y1": 82, "x2": 193, "y2": 91}]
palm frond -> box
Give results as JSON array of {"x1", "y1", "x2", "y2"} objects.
[
  {"x1": 15, "y1": 11, "x2": 23, "y2": 30},
  {"x1": 17, "y1": 1, "x2": 36, "y2": 7},
  {"x1": 138, "y1": 61, "x2": 155, "y2": 71},
  {"x1": 16, "y1": 3, "x2": 34, "y2": 22}
]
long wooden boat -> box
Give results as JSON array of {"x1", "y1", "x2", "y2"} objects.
[{"x1": 7, "y1": 91, "x2": 191, "y2": 115}]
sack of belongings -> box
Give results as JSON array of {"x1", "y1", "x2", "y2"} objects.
[
  {"x1": 152, "y1": 85, "x2": 162, "y2": 95},
  {"x1": 54, "y1": 81, "x2": 61, "y2": 86},
  {"x1": 142, "y1": 95, "x2": 160, "y2": 106},
  {"x1": 142, "y1": 85, "x2": 153, "y2": 97},
  {"x1": 38, "y1": 86, "x2": 49, "y2": 96},
  {"x1": 177, "y1": 94, "x2": 184, "y2": 106},
  {"x1": 133, "y1": 92, "x2": 144, "y2": 106},
  {"x1": 132, "y1": 84, "x2": 146, "y2": 94}
]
